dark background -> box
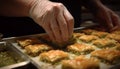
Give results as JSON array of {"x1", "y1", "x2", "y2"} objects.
[{"x1": 0, "y1": 17, "x2": 45, "y2": 38}]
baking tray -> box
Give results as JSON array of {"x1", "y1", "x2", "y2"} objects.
[
  {"x1": 3, "y1": 34, "x2": 62, "y2": 69},
  {"x1": 2, "y1": 26, "x2": 120, "y2": 69},
  {"x1": 0, "y1": 41, "x2": 30, "y2": 69}
]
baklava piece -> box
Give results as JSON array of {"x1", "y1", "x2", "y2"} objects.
[
  {"x1": 67, "y1": 43, "x2": 95, "y2": 55},
  {"x1": 54, "y1": 37, "x2": 76, "y2": 48},
  {"x1": 92, "y1": 38, "x2": 117, "y2": 48},
  {"x1": 17, "y1": 37, "x2": 41, "y2": 48},
  {"x1": 40, "y1": 34, "x2": 76, "y2": 48},
  {"x1": 62, "y1": 55, "x2": 100, "y2": 69},
  {"x1": 91, "y1": 31, "x2": 109, "y2": 38},
  {"x1": 78, "y1": 35, "x2": 99, "y2": 43},
  {"x1": 80, "y1": 29, "x2": 97, "y2": 35},
  {"x1": 39, "y1": 50, "x2": 69, "y2": 64},
  {"x1": 73, "y1": 33, "x2": 85, "y2": 38},
  {"x1": 25, "y1": 44, "x2": 53, "y2": 57},
  {"x1": 91, "y1": 49, "x2": 120, "y2": 64},
  {"x1": 106, "y1": 34, "x2": 120, "y2": 43}
]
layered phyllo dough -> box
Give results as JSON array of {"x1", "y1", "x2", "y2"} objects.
[
  {"x1": 80, "y1": 29, "x2": 97, "y2": 35},
  {"x1": 91, "y1": 31, "x2": 109, "y2": 38},
  {"x1": 91, "y1": 49, "x2": 120, "y2": 64},
  {"x1": 78, "y1": 35, "x2": 99, "y2": 43},
  {"x1": 67, "y1": 43, "x2": 95, "y2": 55},
  {"x1": 62, "y1": 55, "x2": 100, "y2": 69},
  {"x1": 39, "y1": 50, "x2": 69, "y2": 64},
  {"x1": 106, "y1": 34, "x2": 120, "y2": 42},
  {"x1": 25, "y1": 44, "x2": 53, "y2": 57},
  {"x1": 39, "y1": 34, "x2": 76, "y2": 48},
  {"x1": 73, "y1": 33, "x2": 85, "y2": 38},
  {"x1": 92, "y1": 38, "x2": 117, "y2": 48},
  {"x1": 17, "y1": 37, "x2": 41, "y2": 48}
]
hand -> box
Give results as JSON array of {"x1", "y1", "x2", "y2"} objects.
[
  {"x1": 29, "y1": 0, "x2": 74, "y2": 43},
  {"x1": 94, "y1": 5, "x2": 120, "y2": 32}
]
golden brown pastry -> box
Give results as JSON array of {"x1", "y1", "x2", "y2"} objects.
[
  {"x1": 62, "y1": 55, "x2": 100, "y2": 69},
  {"x1": 39, "y1": 34, "x2": 76, "y2": 48},
  {"x1": 91, "y1": 31, "x2": 109, "y2": 38},
  {"x1": 106, "y1": 34, "x2": 120, "y2": 43},
  {"x1": 39, "y1": 50, "x2": 69, "y2": 64},
  {"x1": 17, "y1": 37, "x2": 41, "y2": 48},
  {"x1": 73, "y1": 33, "x2": 85, "y2": 38},
  {"x1": 78, "y1": 35, "x2": 99, "y2": 43},
  {"x1": 92, "y1": 38, "x2": 117, "y2": 48},
  {"x1": 91, "y1": 49, "x2": 120, "y2": 64},
  {"x1": 67, "y1": 43, "x2": 95, "y2": 55},
  {"x1": 25, "y1": 44, "x2": 52, "y2": 57}
]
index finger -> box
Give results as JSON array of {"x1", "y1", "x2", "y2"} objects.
[{"x1": 63, "y1": 7, "x2": 74, "y2": 38}]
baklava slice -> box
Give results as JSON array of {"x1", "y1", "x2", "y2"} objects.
[
  {"x1": 91, "y1": 49, "x2": 120, "y2": 64},
  {"x1": 78, "y1": 35, "x2": 99, "y2": 43},
  {"x1": 67, "y1": 43, "x2": 95, "y2": 55},
  {"x1": 62, "y1": 55, "x2": 100, "y2": 69},
  {"x1": 106, "y1": 34, "x2": 120, "y2": 43},
  {"x1": 17, "y1": 37, "x2": 41, "y2": 48},
  {"x1": 39, "y1": 34, "x2": 76, "y2": 48},
  {"x1": 92, "y1": 38, "x2": 117, "y2": 48},
  {"x1": 25, "y1": 44, "x2": 53, "y2": 57},
  {"x1": 73, "y1": 33, "x2": 85, "y2": 38},
  {"x1": 39, "y1": 50, "x2": 69, "y2": 64},
  {"x1": 91, "y1": 31, "x2": 109, "y2": 38}
]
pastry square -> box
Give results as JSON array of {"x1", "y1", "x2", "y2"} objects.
[
  {"x1": 91, "y1": 31, "x2": 109, "y2": 38},
  {"x1": 67, "y1": 43, "x2": 95, "y2": 55},
  {"x1": 106, "y1": 34, "x2": 120, "y2": 43},
  {"x1": 73, "y1": 33, "x2": 85, "y2": 38},
  {"x1": 78, "y1": 35, "x2": 99, "y2": 43},
  {"x1": 39, "y1": 34, "x2": 76, "y2": 48},
  {"x1": 39, "y1": 50, "x2": 69, "y2": 64},
  {"x1": 25, "y1": 44, "x2": 52, "y2": 57},
  {"x1": 62, "y1": 55, "x2": 100, "y2": 69},
  {"x1": 92, "y1": 38, "x2": 117, "y2": 48},
  {"x1": 17, "y1": 37, "x2": 41, "y2": 48},
  {"x1": 91, "y1": 49, "x2": 120, "y2": 64}
]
